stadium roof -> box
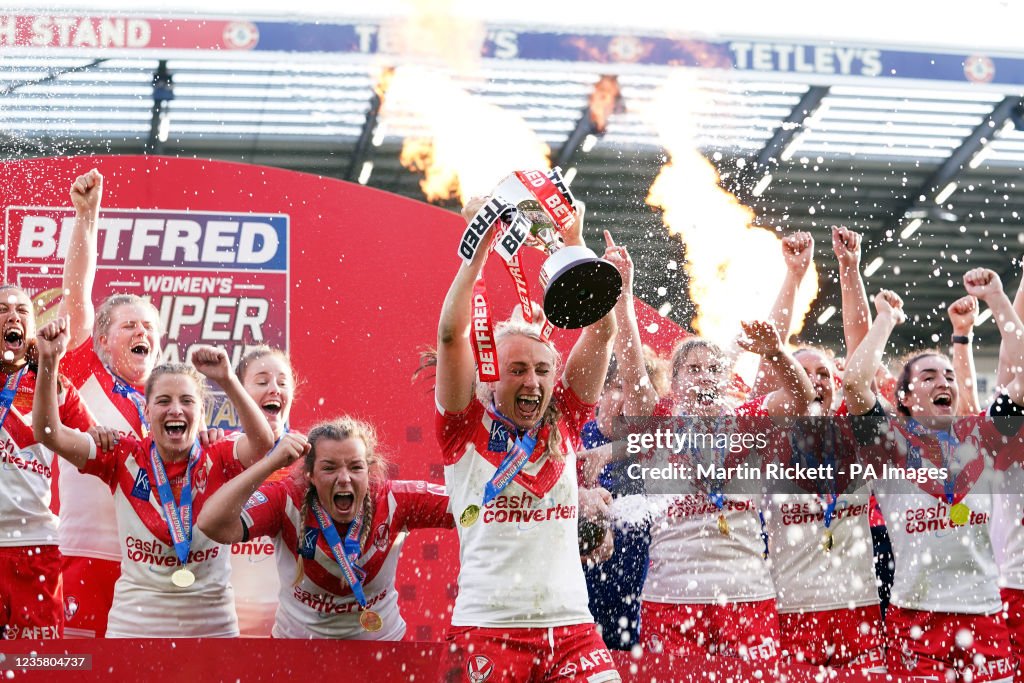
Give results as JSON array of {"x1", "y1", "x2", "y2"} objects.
[{"x1": 3, "y1": 14, "x2": 1024, "y2": 353}]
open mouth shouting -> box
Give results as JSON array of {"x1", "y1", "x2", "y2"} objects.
[
  {"x1": 261, "y1": 400, "x2": 283, "y2": 419},
  {"x1": 3, "y1": 327, "x2": 25, "y2": 354},
  {"x1": 931, "y1": 390, "x2": 954, "y2": 411},
  {"x1": 130, "y1": 340, "x2": 151, "y2": 357},
  {"x1": 332, "y1": 491, "x2": 355, "y2": 518},
  {"x1": 164, "y1": 419, "x2": 188, "y2": 439},
  {"x1": 690, "y1": 386, "x2": 719, "y2": 406},
  {"x1": 515, "y1": 394, "x2": 542, "y2": 422}
]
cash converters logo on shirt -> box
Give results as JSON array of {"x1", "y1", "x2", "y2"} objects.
[
  {"x1": 477, "y1": 492, "x2": 577, "y2": 525},
  {"x1": 292, "y1": 586, "x2": 386, "y2": 614},
  {"x1": 1, "y1": 444, "x2": 52, "y2": 478}
]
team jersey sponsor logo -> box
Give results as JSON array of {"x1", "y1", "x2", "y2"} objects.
[
  {"x1": 130, "y1": 468, "x2": 151, "y2": 501},
  {"x1": 466, "y1": 654, "x2": 494, "y2": 683},
  {"x1": 970, "y1": 656, "x2": 1014, "y2": 679},
  {"x1": 847, "y1": 647, "x2": 885, "y2": 666},
  {"x1": 559, "y1": 647, "x2": 615, "y2": 678},
  {"x1": 2, "y1": 624, "x2": 60, "y2": 639},
  {"x1": 474, "y1": 491, "x2": 577, "y2": 525},
  {"x1": 666, "y1": 495, "x2": 753, "y2": 518},
  {"x1": 778, "y1": 501, "x2": 868, "y2": 525},
  {"x1": 124, "y1": 535, "x2": 219, "y2": 566},
  {"x1": 243, "y1": 490, "x2": 268, "y2": 510},
  {"x1": 487, "y1": 421, "x2": 509, "y2": 453},
  {"x1": 231, "y1": 540, "x2": 274, "y2": 557},
  {"x1": 903, "y1": 501, "x2": 989, "y2": 534},
  {"x1": 292, "y1": 585, "x2": 385, "y2": 614},
  {"x1": 0, "y1": 443, "x2": 52, "y2": 478}
]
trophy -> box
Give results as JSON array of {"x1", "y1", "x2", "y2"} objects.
[{"x1": 466, "y1": 168, "x2": 622, "y2": 329}]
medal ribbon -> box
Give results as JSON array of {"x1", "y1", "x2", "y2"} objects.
[
  {"x1": 481, "y1": 403, "x2": 544, "y2": 505},
  {"x1": 790, "y1": 420, "x2": 839, "y2": 528},
  {"x1": 109, "y1": 368, "x2": 149, "y2": 434},
  {"x1": 149, "y1": 440, "x2": 200, "y2": 567},
  {"x1": 678, "y1": 415, "x2": 729, "y2": 512},
  {"x1": 905, "y1": 419, "x2": 982, "y2": 506},
  {"x1": 0, "y1": 366, "x2": 28, "y2": 428},
  {"x1": 311, "y1": 499, "x2": 368, "y2": 607}
]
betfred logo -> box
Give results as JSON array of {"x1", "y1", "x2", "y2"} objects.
[
  {"x1": 466, "y1": 654, "x2": 494, "y2": 682},
  {"x1": 4, "y1": 205, "x2": 289, "y2": 430},
  {"x1": 6, "y1": 207, "x2": 287, "y2": 269}
]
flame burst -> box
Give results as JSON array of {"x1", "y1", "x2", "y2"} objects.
[
  {"x1": 589, "y1": 75, "x2": 622, "y2": 132},
  {"x1": 389, "y1": 68, "x2": 551, "y2": 203},
  {"x1": 380, "y1": 1, "x2": 550, "y2": 203},
  {"x1": 645, "y1": 73, "x2": 818, "y2": 352}
]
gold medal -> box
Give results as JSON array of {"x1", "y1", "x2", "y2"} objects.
[
  {"x1": 171, "y1": 567, "x2": 195, "y2": 588},
  {"x1": 359, "y1": 609, "x2": 383, "y2": 632},
  {"x1": 822, "y1": 529, "x2": 834, "y2": 553},
  {"x1": 717, "y1": 513, "x2": 731, "y2": 537},
  {"x1": 950, "y1": 503, "x2": 971, "y2": 526},
  {"x1": 459, "y1": 505, "x2": 480, "y2": 528}
]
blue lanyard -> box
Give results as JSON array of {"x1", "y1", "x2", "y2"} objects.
[
  {"x1": 481, "y1": 402, "x2": 543, "y2": 506},
  {"x1": 0, "y1": 366, "x2": 28, "y2": 428},
  {"x1": 311, "y1": 500, "x2": 368, "y2": 606},
  {"x1": 684, "y1": 415, "x2": 729, "y2": 512},
  {"x1": 148, "y1": 440, "x2": 200, "y2": 566},
  {"x1": 907, "y1": 419, "x2": 960, "y2": 504},
  {"x1": 790, "y1": 420, "x2": 839, "y2": 528},
  {"x1": 108, "y1": 367, "x2": 149, "y2": 434}
]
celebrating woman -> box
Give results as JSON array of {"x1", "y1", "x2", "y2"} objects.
[
  {"x1": 57, "y1": 168, "x2": 166, "y2": 638},
  {"x1": 33, "y1": 316, "x2": 274, "y2": 637},
  {"x1": 612, "y1": 228, "x2": 815, "y2": 664},
  {"x1": 843, "y1": 269, "x2": 1024, "y2": 681},
  {"x1": 433, "y1": 197, "x2": 621, "y2": 682},
  {"x1": 198, "y1": 417, "x2": 452, "y2": 639},
  {"x1": 0, "y1": 285, "x2": 92, "y2": 639}
]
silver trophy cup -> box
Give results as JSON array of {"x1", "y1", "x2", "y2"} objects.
[{"x1": 494, "y1": 173, "x2": 622, "y2": 329}]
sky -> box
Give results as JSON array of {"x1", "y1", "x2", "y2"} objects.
[{"x1": 8, "y1": 0, "x2": 1024, "y2": 54}]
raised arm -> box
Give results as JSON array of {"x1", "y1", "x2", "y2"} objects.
[
  {"x1": 947, "y1": 295, "x2": 980, "y2": 415},
  {"x1": 964, "y1": 268, "x2": 1024, "y2": 405},
  {"x1": 191, "y1": 345, "x2": 275, "y2": 467},
  {"x1": 436, "y1": 198, "x2": 493, "y2": 414},
  {"x1": 832, "y1": 226, "x2": 872, "y2": 356},
  {"x1": 844, "y1": 291, "x2": 905, "y2": 416},
  {"x1": 32, "y1": 317, "x2": 95, "y2": 468},
  {"x1": 997, "y1": 257, "x2": 1024, "y2": 389},
  {"x1": 561, "y1": 209, "x2": 616, "y2": 404},
  {"x1": 603, "y1": 231, "x2": 655, "y2": 417},
  {"x1": 196, "y1": 432, "x2": 308, "y2": 544},
  {"x1": 737, "y1": 320, "x2": 815, "y2": 417},
  {"x1": 752, "y1": 231, "x2": 812, "y2": 396},
  {"x1": 60, "y1": 169, "x2": 103, "y2": 350}
]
